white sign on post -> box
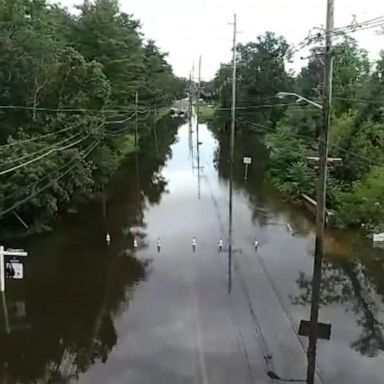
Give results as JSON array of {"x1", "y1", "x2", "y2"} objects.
[
  {"x1": 0, "y1": 246, "x2": 28, "y2": 292},
  {"x1": 243, "y1": 157, "x2": 252, "y2": 180},
  {"x1": 6, "y1": 260, "x2": 24, "y2": 280}
]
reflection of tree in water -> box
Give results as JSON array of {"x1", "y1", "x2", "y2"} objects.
[
  {"x1": 209, "y1": 117, "x2": 384, "y2": 358},
  {"x1": 211, "y1": 119, "x2": 303, "y2": 228},
  {"x1": 292, "y1": 250, "x2": 384, "y2": 357},
  {"x1": 0, "y1": 118, "x2": 180, "y2": 383}
]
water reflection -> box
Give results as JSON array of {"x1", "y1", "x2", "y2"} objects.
[
  {"x1": 0, "y1": 118, "x2": 180, "y2": 383},
  {"x1": 293, "y1": 254, "x2": 384, "y2": 358},
  {"x1": 210, "y1": 118, "x2": 384, "y2": 383}
]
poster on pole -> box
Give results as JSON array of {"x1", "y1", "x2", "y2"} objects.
[{"x1": 5, "y1": 259, "x2": 24, "y2": 279}]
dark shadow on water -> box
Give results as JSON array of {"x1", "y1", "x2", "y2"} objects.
[{"x1": 0, "y1": 118, "x2": 180, "y2": 383}]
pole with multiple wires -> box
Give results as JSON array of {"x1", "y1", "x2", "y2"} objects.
[{"x1": 307, "y1": 0, "x2": 334, "y2": 383}]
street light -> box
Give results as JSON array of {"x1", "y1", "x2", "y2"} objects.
[{"x1": 276, "y1": 91, "x2": 323, "y2": 110}]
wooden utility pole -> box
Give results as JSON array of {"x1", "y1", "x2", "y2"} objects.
[
  {"x1": 189, "y1": 71, "x2": 193, "y2": 117},
  {"x1": 197, "y1": 55, "x2": 202, "y2": 117},
  {"x1": 135, "y1": 91, "x2": 139, "y2": 147},
  {"x1": 307, "y1": 0, "x2": 334, "y2": 383},
  {"x1": 196, "y1": 55, "x2": 202, "y2": 199},
  {"x1": 228, "y1": 13, "x2": 237, "y2": 257}
]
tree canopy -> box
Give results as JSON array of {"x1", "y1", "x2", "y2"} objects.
[
  {"x1": 212, "y1": 32, "x2": 384, "y2": 232},
  {"x1": 0, "y1": 0, "x2": 185, "y2": 233}
]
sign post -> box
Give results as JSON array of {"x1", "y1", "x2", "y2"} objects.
[
  {"x1": 0, "y1": 246, "x2": 28, "y2": 292},
  {"x1": 243, "y1": 157, "x2": 252, "y2": 180}
]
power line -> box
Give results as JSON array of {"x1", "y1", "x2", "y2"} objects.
[
  {"x1": 104, "y1": 110, "x2": 153, "y2": 137},
  {"x1": 1, "y1": 138, "x2": 93, "y2": 206},
  {"x1": 333, "y1": 15, "x2": 384, "y2": 33},
  {"x1": 238, "y1": 115, "x2": 379, "y2": 163},
  {"x1": 236, "y1": 95, "x2": 384, "y2": 105},
  {"x1": 0, "y1": 107, "x2": 152, "y2": 150},
  {"x1": 0, "y1": 107, "x2": 157, "y2": 216},
  {"x1": 0, "y1": 125, "x2": 80, "y2": 151},
  {"x1": 0, "y1": 106, "x2": 157, "y2": 151},
  {"x1": 0, "y1": 139, "x2": 101, "y2": 218},
  {"x1": 237, "y1": 117, "x2": 319, "y2": 142},
  {"x1": 0, "y1": 132, "x2": 94, "y2": 176},
  {"x1": 333, "y1": 96, "x2": 384, "y2": 104},
  {"x1": 332, "y1": 143, "x2": 383, "y2": 167},
  {"x1": 217, "y1": 102, "x2": 319, "y2": 111},
  {"x1": 291, "y1": 15, "x2": 384, "y2": 54},
  {"x1": 0, "y1": 132, "x2": 84, "y2": 168},
  {"x1": 0, "y1": 105, "x2": 143, "y2": 114},
  {"x1": 105, "y1": 112, "x2": 136, "y2": 125},
  {"x1": 104, "y1": 122, "x2": 135, "y2": 137},
  {"x1": 238, "y1": 115, "x2": 383, "y2": 168}
]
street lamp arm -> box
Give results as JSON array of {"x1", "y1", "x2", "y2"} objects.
[{"x1": 276, "y1": 92, "x2": 323, "y2": 110}]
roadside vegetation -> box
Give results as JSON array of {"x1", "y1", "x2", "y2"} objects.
[
  {"x1": 213, "y1": 31, "x2": 384, "y2": 233},
  {"x1": 197, "y1": 104, "x2": 216, "y2": 122},
  {"x1": 0, "y1": 0, "x2": 186, "y2": 233}
]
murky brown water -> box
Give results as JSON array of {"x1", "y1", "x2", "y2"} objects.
[{"x1": 0, "y1": 118, "x2": 383, "y2": 383}]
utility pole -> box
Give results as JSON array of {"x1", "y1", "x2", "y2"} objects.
[
  {"x1": 196, "y1": 55, "x2": 202, "y2": 199},
  {"x1": 197, "y1": 55, "x2": 202, "y2": 118},
  {"x1": 135, "y1": 91, "x2": 139, "y2": 147},
  {"x1": 228, "y1": 13, "x2": 237, "y2": 258},
  {"x1": 307, "y1": 0, "x2": 334, "y2": 383},
  {"x1": 189, "y1": 66, "x2": 194, "y2": 169},
  {"x1": 189, "y1": 71, "x2": 193, "y2": 118}
]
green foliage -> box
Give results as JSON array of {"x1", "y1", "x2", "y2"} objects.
[
  {"x1": 216, "y1": 31, "x2": 384, "y2": 231},
  {"x1": 338, "y1": 167, "x2": 384, "y2": 231},
  {"x1": 198, "y1": 104, "x2": 216, "y2": 122},
  {"x1": 297, "y1": 36, "x2": 370, "y2": 115},
  {"x1": 213, "y1": 32, "x2": 293, "y2": 125},
  {"x1": 0, "y1": 0, "x2": 182, "y2": 232},
  {"x1": 266, "y1": 125, "x2": 316, "y2": 198}
]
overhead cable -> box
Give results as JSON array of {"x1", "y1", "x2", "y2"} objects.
[
  {"x1": 0, "y1": 140, "x2": 101, "y2": 218},
  {"x1": 0, "y1": 132, "x2": 84, "y2": 168},
  {"x1": 0, "y1": 132, "x2": 93, "y2": 176}
]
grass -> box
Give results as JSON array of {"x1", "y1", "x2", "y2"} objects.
[{"x1": 198, "y1": 104, "x2": 216, "y2": 121}]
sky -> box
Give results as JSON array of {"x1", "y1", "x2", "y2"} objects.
[{"x1": 55, "y1": 0, "x2": 384, "y2": 80}]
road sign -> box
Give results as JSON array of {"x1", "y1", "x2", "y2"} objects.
[
  {"x1": 6, "y1": 248, "x2": 25, "y2": 253},
  {"x1": 243, "y1": 157, "x2": 252, "y2": 180},
  {"x1": 299, "y1": 320, "x2": 331, "y2": 340},
  {"x1": 6, "y1": 259, "x2": 24, "y2": 280},
  {"x1": 0, "y1": 246, "x2": 28, "y2": 292}
]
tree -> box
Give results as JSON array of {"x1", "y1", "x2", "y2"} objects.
[
  {"x1": 338, "y1": 166, "x2": 384, "y2": 231},
  {"x1": 213, "y1": 32, "x2": 293, "y2": 126},
  {"x1": 0, "y1": 0, "x2": 180, "y2": 232},
  {"x1": 296, "y1": 36, "x2": 370, "y2": 116},
  {"x1": 72, "y1": 0, "x2": 144, "y2": 108}
]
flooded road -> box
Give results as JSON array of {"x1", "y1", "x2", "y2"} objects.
[{"x1": 1, "y1": 118, "x2": 384, "y2": 383}]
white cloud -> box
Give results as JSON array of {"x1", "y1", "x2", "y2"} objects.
[{"x1": 53, "y1": 0, "x2": 384, "y2": 79}]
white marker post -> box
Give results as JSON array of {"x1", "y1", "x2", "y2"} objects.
[
  {"x1": 192, "y1": 237, "x2": 196, "y2": 253},
  {"x1": 243, "y1": 157, "x2": 252, "y2": 180},
  {"x1": 0, "y1": 246, "x2": 28, "y2": 292},
  {"x1": 218, "y1": 239, "x2": 223, "y2": 252}
]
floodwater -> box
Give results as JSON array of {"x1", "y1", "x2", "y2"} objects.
[{"x1": 0, "y1": 118, "x2": 384, "y2": 384}]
